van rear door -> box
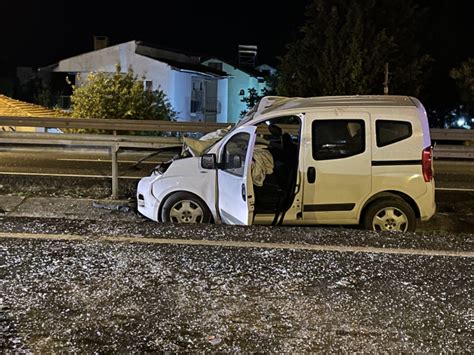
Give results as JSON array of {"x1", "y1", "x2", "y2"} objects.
[
  {"x1": 302, "y1": 111, "x2": 371, "y2": 223},
  {"x1": 217, "y1": 126, "x2": 257, "y2": 225}
]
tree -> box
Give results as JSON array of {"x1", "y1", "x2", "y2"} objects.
[
  {"x1": 240, "y1": 87, "x2": 272, "y2": 117},
  {"x1": 70, "y1": 65, "x2": 176, "y2": 129},
  {"x1": 240, "y1": 73, "x2": 277, "y2": 117},
  {"x1": 277, "y1": 0, "x2": 431, "y2": 97},
  {"x1": 450, "y1": 58, "x2": 474, "y2": 114}
]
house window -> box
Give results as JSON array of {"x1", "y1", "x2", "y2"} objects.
[
  {"x1": 145, "y1": 80, "x2": 153, "y2": 92},
  {"x1": 191, "y1": 79, "x2": 204, "y2": 114}
]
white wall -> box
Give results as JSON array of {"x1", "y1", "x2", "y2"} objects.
[
  {"x1": 54, "y1": 41, "x2": 135, "y2": 73},
  {"x1": 170, "y1": 71, "x2": 228, "y2": 122},
  {"x1": 51, "y1": 41, "x2": 229, "y2": 122},
  {"x1": 222, "y1": 62, "x2": 255, "y2": 123},
  {"x1": 55, "y1": 41, "x2": 173, "y2": 95},
  {"x1": 131, "y1": 53, "x2": 172, "y2": 95},
  {"x1": 216, "y1": 78, "x2": 228, "y2": 123},
  {"x1": 171, "y1": 71, "x2": 193, "y2": 121},
  {"x1": 53, "y1": 41, "x2": 177, "y2": 116}
]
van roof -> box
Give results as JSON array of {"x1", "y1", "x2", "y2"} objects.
[{"x1": 256, "y1": 95, "x2": 419, "y2": 115}]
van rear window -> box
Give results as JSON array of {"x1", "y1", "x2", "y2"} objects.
[{"x1": 376, "y1": 120, "x2": 412, "y2": 147}]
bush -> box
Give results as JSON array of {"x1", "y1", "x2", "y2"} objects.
[{"x1": 69, "y1": 65, "x2": 176, "y2": 134}]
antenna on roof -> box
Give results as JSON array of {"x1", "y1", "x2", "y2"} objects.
[
  {"x1": 238, "y1": 45, "x2": 257, "y2": 68},
  {"x1": 383, "y1": 62, "x2": 390, "y2": 95}
]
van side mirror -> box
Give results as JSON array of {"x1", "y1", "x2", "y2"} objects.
[{"x1": 201, "y1": 153, "x2": 217, "y2": 169}]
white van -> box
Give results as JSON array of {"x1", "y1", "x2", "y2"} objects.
[{"x1": 137, "y1": 96, "x2": 435, "y2": 232}]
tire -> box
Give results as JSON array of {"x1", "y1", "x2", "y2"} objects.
[
  {"x1": 363, "y1": 198, "x2": 416, "y2": 232},
  {"x1": 161, "y1": 192, "x2": 211, "y2": 224}
]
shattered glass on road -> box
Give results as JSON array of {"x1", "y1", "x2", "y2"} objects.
[{"x1": 1, "y1": 221, "x2": 472, "y2": 352}]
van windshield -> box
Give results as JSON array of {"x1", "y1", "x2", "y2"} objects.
[
  {"x1": 201, "y1": 109, "x2": 257, "y2": 155},
  {"x1": 235, "y1": 105, "x2": 257, "y2": 128}
]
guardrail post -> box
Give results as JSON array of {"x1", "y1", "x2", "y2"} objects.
[{"x1": 111, "y1": 144, "x2": 119, "y2": 199}]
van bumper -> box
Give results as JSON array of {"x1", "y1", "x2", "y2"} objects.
[
  {"x1": 418, "y1": 182, "x2": 436, "y2": 221},
  {"x1": 137, "y1": 176, "x2": 161, "y2": 222}
]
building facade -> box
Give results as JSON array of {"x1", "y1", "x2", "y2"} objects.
[{"x1": 40, "y1": 41, "x2": 229, "y2": 122}]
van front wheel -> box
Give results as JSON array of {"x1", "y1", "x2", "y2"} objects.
[
  {"x1": 161, "y1": 192, "x2": 211, "y2": 224},
  {"x1": 363, "y1": 198, "x2": 416, "y2": 232}
]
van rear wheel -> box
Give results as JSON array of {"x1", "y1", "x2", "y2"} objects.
[
  {"x1": 363, "y1": 198, "x2": 416, "y2": 232},
  {"x1": 161, "y1": 192, "x2": 211, "y2": 224}
]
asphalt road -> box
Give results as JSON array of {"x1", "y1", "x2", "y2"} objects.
[
  {"x1": 0, "y1": 148, "x2": 472, "y2": 351},
  {"x1": 0, "y1": 149, "x2": 473, "y2": 190},
  {"x1": 1, "y1": 219, "x2": 472, "y2": 352}
]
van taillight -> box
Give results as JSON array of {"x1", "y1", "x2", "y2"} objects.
[{"x1": 422, "y1": 146, "x2": 433, "y2": 182}]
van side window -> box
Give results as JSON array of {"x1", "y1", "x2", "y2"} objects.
[
  {"x1": 312, "y1": 120, "x2": 365, "y2": 160},
  {"x1": 376, "y1": 120, "x2": 412, "y2": 147},
  {"x1": 221, "y1": 132, "x2": 250, "y2": 177}
]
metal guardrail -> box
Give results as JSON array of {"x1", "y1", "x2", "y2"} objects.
[
  {"x1": 0, "y1": 132, "x2": 183, "y2": 199},
  {"x1": 433, "y1": 145, "x2": 474, "y2": 159},
  {"x1": 430, "y1": 128, "x2": 474, "y2": 159},
  {"x1": 430, "y1": 128, "x2": 473, "y2": 141},
  {"x1": 0, "y1": 118, "x2": 232, "y2": 198},
  {"x1": 1, "y1": 116, "x2": 473, "y2": 198},
  {"x1": 0, "y1": 116, "x2": 228, "y2": 198},
  {"x1": 0, "y1": 131, "x2": 181, "y2": 149},
  {"x1": 2, "y1": 115, "x2": 472, "y2": 140},
  {"x1": 0, "y1": 116, "x2": 230, "y2": 133}
]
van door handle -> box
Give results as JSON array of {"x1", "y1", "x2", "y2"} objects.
[
  {"x1": 307, "y1": 167, "x2": 316, "y2": 183},
  {"x1": 241, "y1": 183, "x2": 246, "y2": 201}
]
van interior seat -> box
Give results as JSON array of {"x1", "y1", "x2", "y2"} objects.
[{"x1": 254, "y1": 133, "x2": 298, "y2": 215}]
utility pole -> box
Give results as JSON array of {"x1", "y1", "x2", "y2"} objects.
[{"x1": 383, "y1": 62, "x2": 389, "y2": 95}]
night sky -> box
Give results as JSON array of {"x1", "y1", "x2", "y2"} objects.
[
  {"x1": 5, "y1": 0, "x2": 469, "y2": 66},
  {"x1": 4, "y1": 0, "x2": 307, "y2": 67},
  {"x1": 3, "y1": 0, "x2": 473, "y2": 108}
]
